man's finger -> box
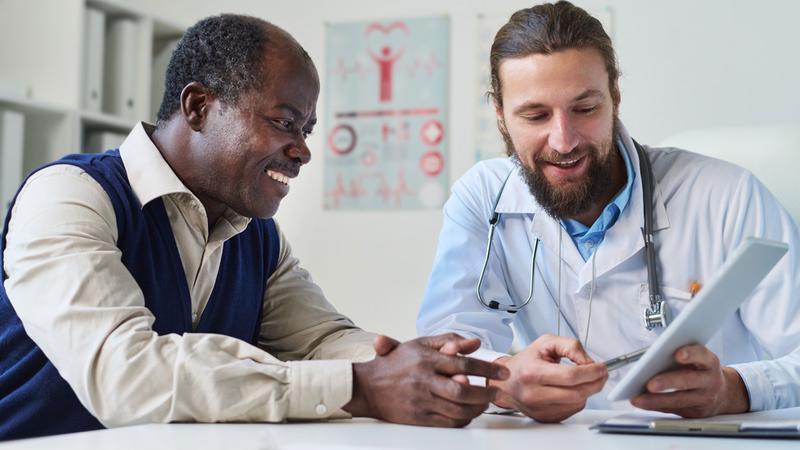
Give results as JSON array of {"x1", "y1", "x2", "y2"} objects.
[
  {"x1": 429, "y1": 375, "x2": 497, "y2": 405},
  {"x1": 675, "y1": 344, "x2": 718, "y2": 368},
  {"x1": 440, "y1": 337, "x2": 481, "y2": 356},
  {"x1": 422, "y1": 412, "x2": 472, "y2": 428},
  {"x1": 373, "y1": 335, "x2": 401, "y2": 356},
  {"x1": 417, "y1": 333, "x2": 468, "y2": 350},
  {"x1": 427, "y1": 393, "x2": 488, "y2": 421},
  {"x1": 646, "y1": 368, "x2": 713, "y2": 393},
  {"x1": 632, "y1": 389, "x2": 706, "y2": 413},
  {"x1": 433, "y1": 353, "x2": 509, "y2": 381}
]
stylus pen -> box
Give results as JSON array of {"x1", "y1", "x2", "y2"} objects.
[{"x1": 603, "y1": 348, "x2": 648, "y2": 371}]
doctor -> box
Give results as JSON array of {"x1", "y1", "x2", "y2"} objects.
[{"x1": 418, "y1": 0, "x2": 800, "y2": 423}]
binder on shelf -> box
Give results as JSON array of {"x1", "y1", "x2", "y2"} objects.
[
  {"x1": 82, "y1": 7, "x2": 106, "y2": 112},
  {"x1": 103, "y1": 17, "x2": 138, "y2": 120},
  {"x1": 85, "y1": 130, "x2": 127, "y2": 153},
  {"x1": 151, "y1": 37, "x2": 181, "y2": 121},
  {"x1": 0, "y1": 109, "x2": 25, "y2": 221}
]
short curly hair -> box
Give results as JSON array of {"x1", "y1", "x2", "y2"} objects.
[{"x1": 156, "y1": 14, "x2": 297, "y2": 124}]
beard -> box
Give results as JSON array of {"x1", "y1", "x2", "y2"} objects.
[{"x1": 503, "y1": 120, "x2": 619, "y2": 221}]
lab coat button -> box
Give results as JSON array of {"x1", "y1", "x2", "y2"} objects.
[{"x1": 315, "y1": 404, "x2": 327, "y2": 415}]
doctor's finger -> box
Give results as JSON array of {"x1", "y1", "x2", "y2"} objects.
[
  {"x1": 529, "y1": 362, "x2": 608, "y2": 387},
  {"x1": 646, "y1": 367, "x2": 716, "y2": 393},
  {"x1": 631, "y1": 389, "x2": 711, "y2": 417},
  {"x1": 674, "y1": 344, "x2": 720, "y2": 369},
  {"x1": 521, "y1": 384, "x2": 594, "y2": 407},
  {"x1": 537, "y1": 335, "x2": 595, "y2": 365}
]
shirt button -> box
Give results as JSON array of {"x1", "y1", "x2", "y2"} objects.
[
  {"x1": 315, "y1": 403, "x2": 328, "y2": 415},
  {"x1": 585, "y1": 241, "x2": 595, "y2": 249}
]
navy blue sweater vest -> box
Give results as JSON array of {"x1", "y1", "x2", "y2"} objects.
[{"x1": 0, "y1": 150, "x2": 280, "y2": 441}]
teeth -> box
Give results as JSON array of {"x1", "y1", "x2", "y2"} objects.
[
  {"x1": 266, "y1": 169, "x2": 290, "y2": 185},
  {"x1": 554, "y1": 157, "x2": 581, "y2": 167}
]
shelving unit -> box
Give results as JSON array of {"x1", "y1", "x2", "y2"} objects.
[{"x1": 0, "y1": 0, "x2": 185, "y2": 221}]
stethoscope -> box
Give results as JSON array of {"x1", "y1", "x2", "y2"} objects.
[{"x1": 475, "y1": 139, "x2": 670, "y2": 330}]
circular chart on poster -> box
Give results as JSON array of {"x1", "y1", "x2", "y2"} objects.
[
  {"x1": 419, "y1": 150, "x2": 445, "y2": 177},
  {"x1": 328, "y1": 124, "x2": 357, "y2": 155},
  {"x1": 420, "y1": 120, "x2": 444, "y2": 146}
]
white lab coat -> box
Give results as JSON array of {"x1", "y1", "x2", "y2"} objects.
[{"x1": 417, "y1": 124, "x2": 800, "y2": 410}]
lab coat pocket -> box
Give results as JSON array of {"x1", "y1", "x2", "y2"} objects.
[{"x1": 637, "y1": 284, "x2": 693, "y2": 339}]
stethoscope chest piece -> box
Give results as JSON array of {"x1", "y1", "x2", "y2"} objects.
[{"x1": 643, "y1": 296, "x2": 670, "y2": 330}]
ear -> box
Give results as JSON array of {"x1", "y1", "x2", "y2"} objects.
[
  {"x1": 495, "y1": 104, "x2": 509, "y2": 135},
  {"x1": 180, "y1": 82, "x2": 213, "y2": 132},
  {"x1": 611, "y1": 81, "x2": 621, "y2": 112}
]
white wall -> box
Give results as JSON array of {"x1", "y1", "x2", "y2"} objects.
[{"x1": 131, "y1": 0, "x2": 800, "y2": 341}]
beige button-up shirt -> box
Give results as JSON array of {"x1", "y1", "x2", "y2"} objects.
[{"x1": 2, "y1": 122, "x2": 375, "y2": 427}]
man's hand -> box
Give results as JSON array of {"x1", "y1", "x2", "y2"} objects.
[
  {"x1": 343, "y1": 334, "x2": 510, "y2": 427},
  {"x1": 489, "y1": 334, "x2": 608, "y2": 423},
  {"x1": 631, "y1": 344, "x2": 749, "y2": 417}
]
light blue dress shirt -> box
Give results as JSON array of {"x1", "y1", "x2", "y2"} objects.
[{"x1": 562, "y1": 138, "x2": 635, "y2": 261}]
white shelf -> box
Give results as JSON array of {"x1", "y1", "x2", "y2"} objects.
[{"x1": 0, "y1": 0, "x2": 185, "y2": 223}]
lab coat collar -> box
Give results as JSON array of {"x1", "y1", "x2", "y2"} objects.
[{"x1": 493, "y1": 122, "x2": 671, "y2": 282}]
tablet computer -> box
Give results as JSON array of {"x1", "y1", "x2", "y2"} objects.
[{"x1": 607, "y1": 237, "x2": 789, "y2": 401}]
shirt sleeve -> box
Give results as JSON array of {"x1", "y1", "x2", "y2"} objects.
[
  {"x1": 2, "y1": 165, "x2": 366, "y2": 427},
  {"x1": 257, "y1": 222, "x2": 377, "y2": 417},
  {"x1": 721, "y1": 171, "x2": 800, "y2": 410}
]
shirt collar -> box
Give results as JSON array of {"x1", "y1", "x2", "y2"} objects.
[
  {"x1": 119, "y1": 122, "x2": 193, "y2": 207},
  {"x1": 118, "y1": 122, "x2": 251, "y2": 234}
]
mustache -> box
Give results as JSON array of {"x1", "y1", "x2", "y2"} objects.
[
  {"x1": 534, "y1": 145, "x2": 596, "y2": 165},
  {"x1": 264, "y1": 159, "x2": 301, "y2": 178}
]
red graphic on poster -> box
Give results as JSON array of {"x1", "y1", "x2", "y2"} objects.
[
  {"x1": 328, "y1": 124, "x2": 357, "y2": 155},
  {"x1": 325, "y1": 170, "x2": 413, "y2": 208},
  {"x1": 382, "y1": 121, "x2": 410, "y2": 144},
  {"x1": 366, "y1": 22, "x2": 408, "y2": 103},
  {"x1": 420, "y1": 150, "x2": 444, "y2": 177},
  {"x1": 420, "y1": 120, "x2": 444, "y2": 145}
]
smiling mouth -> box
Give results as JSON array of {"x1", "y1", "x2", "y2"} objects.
[
  {"x1": 266, "y1": 169, "x2": 292, "y2": 186},
  {"x1": 547, "y1": 155, "x2": 584, "y2": 168}
]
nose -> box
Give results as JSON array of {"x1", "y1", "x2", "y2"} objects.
[
  {"x1": 286, "y1": 138, "x2": 312, "y2": 165},
  {"x1": 547, "y1": 112, "x2": 579, "y2": 154}
]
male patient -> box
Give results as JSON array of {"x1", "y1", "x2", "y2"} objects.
[{"x1": 0, "y1": 14, "x2": 507, "y2": 440}]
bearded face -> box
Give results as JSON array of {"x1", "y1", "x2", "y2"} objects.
[
  {"x1": 505, "y1": 120, "x2": 619, "y2": 220},
  {"x1": 494, "y1": 48, "x2": 623, "y2": 222}
]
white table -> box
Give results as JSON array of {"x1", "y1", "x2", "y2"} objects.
[{"x1": 2, "y1": 408, "x2": 798, "y2": 449}]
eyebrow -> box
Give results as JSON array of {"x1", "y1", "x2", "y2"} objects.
[
  {"x1": 275, "y1": 104, "x2": 317, "y2": 126},
  {"x1": 512, "y1": 88, "x2": 605, "y2": 114}
]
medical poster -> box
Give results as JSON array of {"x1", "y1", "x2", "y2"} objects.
[
  {"x1": 474, "y1": 9, "x2": 614, "y2": 162},
  {"x1": 324, "y1": 16, "x2": 450, "y2": 210}
]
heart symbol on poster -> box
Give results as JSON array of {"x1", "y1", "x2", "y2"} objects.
[
  {"x1": 365, "y1": 22, "x2": 409, "y2": 102},
  {"x1": 364, "y1": 22, "x2": 409, "y2": 61}
]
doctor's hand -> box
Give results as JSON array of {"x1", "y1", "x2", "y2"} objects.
[
  {"x1": 343, "y1": 334, "x2": 510, "y2": 428},
  {"x1": 631, "y1": 344, "x2": 749, "y2": 418},
  {"x1": 489, "y1": 335, "x2": 608, "y2": 423}
]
